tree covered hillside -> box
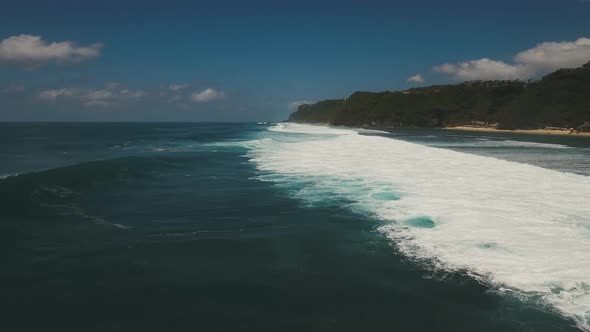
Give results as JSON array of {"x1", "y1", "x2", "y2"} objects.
[{"x1": 288, "y1": 61, "x2": 590, "y2": 130}]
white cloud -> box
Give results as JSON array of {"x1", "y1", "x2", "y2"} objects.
[
  {"x1": 169, "y1": 83, "x2": 189, "y2": 91},
  {"x1": 514, "y1": 37, "x2": 590, "y2": 71},
  {"x1": 85, "y1": 90, "x2": 114, "y2": 100},
  {"x1": 288, "y1": 100, "x2": 314, "y2": 110},
  {"x1": 433, "y1": 63, "x2": 457, "y2": 74},
  {"x1": 39, "y1": 88, "x2": 79, "y2": 100},
  {"x1": 0, "y1": 34, "x2": 103, "y2": 67},
  {"x1": 38, "y1": 85, "x2": 146, "y2": 107},
  {"x1": 407, "y1": 74, "x2": 425, "y2": 83},
  {"x1": 82, "y1": 89, "x2": 117, "y2": 107},
  {"x1": 434, "y1": 37, "x2": 590, "y2": 81},
  {"x1": 191, "y1": 88, "x2": 224, "y2": 103},
  {"x1": 120, "y1": 89, "x2": 147, "y2": 99},
  {"x1": 434, "y1": 59, "x2": 532, "y2": 81}
]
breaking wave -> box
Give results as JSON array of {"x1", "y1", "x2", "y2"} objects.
[{"x1": 247, "y1": 123, "x2": 590, "y2": 330}]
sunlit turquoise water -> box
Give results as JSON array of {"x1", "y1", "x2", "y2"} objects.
[{"x1": 2, "y1": 122, "x2": 589, "y2": 331}]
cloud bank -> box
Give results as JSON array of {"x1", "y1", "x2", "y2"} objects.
[
  {"x1": 0, "y1": 34, "x2": 103, "y2": 67},
  {"x1": 36, "y1": 84, "x2": 225, "y2": 109},
  {"x1": 434, "y1": 37, "x2": 590, "y2": 81},
  {"x1": 39, "y1": 85, "x2": 146, "y2": 107}
]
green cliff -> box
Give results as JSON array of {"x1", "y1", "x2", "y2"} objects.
[{"x1": 288, "y1": 61, "x2": 590, "y2": 131}]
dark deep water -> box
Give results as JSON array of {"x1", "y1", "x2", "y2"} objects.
[{"x1": 1, "y1": 122, "x2": 586, "y2": 331}]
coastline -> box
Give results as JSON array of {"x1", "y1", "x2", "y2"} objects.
[{"x1": 444, "y1": 126, "x2": 590, "y2": 137}]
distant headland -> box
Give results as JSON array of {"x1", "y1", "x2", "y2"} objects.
[{"x1": 288, "y1": 61, "x2": 590, "y2": 136}]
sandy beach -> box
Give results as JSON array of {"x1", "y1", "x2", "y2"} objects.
[{"x1": 444, "y1": 126, "x2": 590, "y2": 137}]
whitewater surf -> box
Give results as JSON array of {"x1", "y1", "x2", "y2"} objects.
[{"x1": 248, "y1": 123, "x2": 590, "y2": 330}]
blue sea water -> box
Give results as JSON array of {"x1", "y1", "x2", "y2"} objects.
[{"x1": 1, "y1": 122, "x2": 589, "y2": 331}]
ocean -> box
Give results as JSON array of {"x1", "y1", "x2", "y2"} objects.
[{"x1": 2, "y1": 122, "x2": 590, "y2": 331}]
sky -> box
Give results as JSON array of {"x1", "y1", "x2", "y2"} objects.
[{"x1": 1, "y1": 0, "x2": 590, "y2": 122}]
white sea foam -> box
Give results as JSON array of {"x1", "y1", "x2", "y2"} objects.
[
  {"x1": 269, "y1": 123, "x2": 358, "y2": 135},
  {"x1": 247, "y1": 123, "x2": 590, "y2": 330}
]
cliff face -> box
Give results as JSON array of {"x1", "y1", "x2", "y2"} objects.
[{"x1": 288, "y1": 61, "x2": 590, "y2": 130}]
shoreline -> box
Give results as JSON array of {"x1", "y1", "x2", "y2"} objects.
[
  {"x1": 287, "y1": 122, "x2": 590, "y2": 137},
  {"x1": 443, "y1": 126, "x2": 590, "y2": 137}
]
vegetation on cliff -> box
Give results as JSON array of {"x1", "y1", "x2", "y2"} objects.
[{"x1": 288, "y1": 61, "x2": 590, "y2": 131}]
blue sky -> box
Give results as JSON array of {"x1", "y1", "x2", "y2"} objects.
[{"x1": 1, "y1": 0, "x2": 589, "y2": 121}]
